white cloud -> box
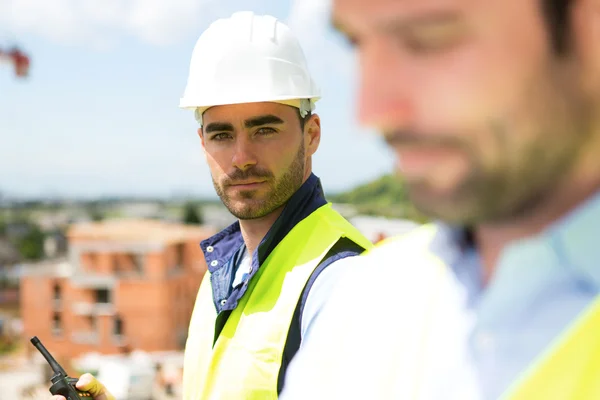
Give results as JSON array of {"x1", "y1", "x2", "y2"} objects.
[
  {"x1": 286, "y1": 0, "x2": 330, "y2": 42},
  {"x1": 286, "y1": 0, "x2": 355, "y2": 84},
  {"x1": 0, "y1": 0, "x2": 224, "y2": 47},
  {"x1": 0, "y1": 0, "x2": 350, "y2": 54}
]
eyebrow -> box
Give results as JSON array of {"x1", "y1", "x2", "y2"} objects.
[
  {"x1": 244, "y1": 114, "x2": 285, "y2": 129},
  {"x1": 204, "y1": 122, "x2": 234, "y2": 134},
  {"x1": 204, "y1": 114, "x2": 285, "y2": 134},
  {"x1": 381, "y1": 11, "x2": 462, "y2": 35},
  {"x1": 332, "y1": 10, "x2": 462, "y2": 38}
]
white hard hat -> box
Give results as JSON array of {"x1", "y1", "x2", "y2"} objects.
[{"x1": 179, "y1": 11, "x2": 321, "y2": 125}]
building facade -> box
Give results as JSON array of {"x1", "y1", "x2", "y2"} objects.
[{"x1": 20, "y1": 219, "x2": 214, "y2": 363}]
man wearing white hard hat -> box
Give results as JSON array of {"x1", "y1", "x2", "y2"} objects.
[
  {"x1": 180, "y1": 11, "x2": 371, "y2": 400},
  {"x1": 50, "y1": 11, "x2": 372, "y2": 400}
]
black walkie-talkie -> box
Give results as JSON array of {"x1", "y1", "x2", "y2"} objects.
[{"x1": 30, "y1": 336, "x2": 92, "y2": 399}]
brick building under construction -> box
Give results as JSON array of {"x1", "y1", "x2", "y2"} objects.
[{"x1": 20, "y1": 219, "x2": 214, "y2": 363}]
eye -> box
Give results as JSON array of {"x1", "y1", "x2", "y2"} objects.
[
  {"x1": 404, "y1": 22, "x2": 466, "y2": 54},
  {"x1": 256, "y1": 127, "x2": 277, "y2": 136},
  {"x1": 210, "y1": 132, "x2": 232, "y2": 141}
]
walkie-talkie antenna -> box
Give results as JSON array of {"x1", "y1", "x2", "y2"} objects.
[
  {"x1": 30, "y1": 336, "x2": 88, "y2": 399},
  {"x1": 30, "y1": 336, "x2": 67, "y2": 379}
]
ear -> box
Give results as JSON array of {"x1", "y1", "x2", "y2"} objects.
[
  {"x1": 198, "y1": 127, "x2": 206, "y2": 149},
  {"x1": 572, "y1": 0, "x2": 600, "y2": 91},
  {"x1": 304, "y1": 114, "x2": 321, "y2": 157}
]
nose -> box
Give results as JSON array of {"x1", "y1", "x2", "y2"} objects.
[
  {"x1": 231, "y1": 137, "x2": 257, "y2": 171},
  {"x1": 357, "y1": 40, "x2": 414, "y2": 131}
]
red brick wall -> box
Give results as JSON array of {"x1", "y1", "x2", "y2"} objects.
[{"x1": 21, "y1": 236, "x2": 209, "y2": 366}]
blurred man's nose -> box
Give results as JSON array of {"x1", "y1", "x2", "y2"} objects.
[{"x1": 357, "y1": 40, "x2": 414, "y2": 132}]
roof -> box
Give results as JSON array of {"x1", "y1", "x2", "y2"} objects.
[
  {"x1": 67, "y1": 219, "x2": 214, "y2": 244},
  {"x1": 20, "y1": 258, "x2": 72, "y2": 277}
]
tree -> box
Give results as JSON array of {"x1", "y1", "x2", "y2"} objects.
[
  {"x1": 86, "y1": 202, "x2": 105, "y2": 222},
  {"x1": 328, "y1": 174, "x2": 429, "y2": 222},
  {"x1": 182, "y1": 202, "x2": 204, "y2": 225},
  {"x1": 15, "y1": 223, "x2": 45, "y2": 260}
]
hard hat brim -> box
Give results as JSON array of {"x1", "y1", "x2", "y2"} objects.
[{"x1": 179, "y1": 95, "x2": 321, "y2": 111}]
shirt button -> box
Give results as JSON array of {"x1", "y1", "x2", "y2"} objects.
[
  {"x1": 206, "y1": 246, "x2": 214, "y2": 253},
  {"x1": 210, "y1": 260, "x2": 218, "y2": 267},
  {"x1": 220, "y1": 299, "x2": 227, "y2": 306}
]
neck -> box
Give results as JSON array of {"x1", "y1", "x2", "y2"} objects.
[
  {"x1": 476, "y1": 141, "x2": 600, "y2": 284},
  {"x1": 239, "y1": 205, "x2": 285, "y2": 257},
  {"x1": 239, "y1": 169, "x2": 314, "y2": 257}
]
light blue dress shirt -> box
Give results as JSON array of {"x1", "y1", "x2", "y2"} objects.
[{"x1": 280, "y1": 191, "x2": 600, "y2": 400}]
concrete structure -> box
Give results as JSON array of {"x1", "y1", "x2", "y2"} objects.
[{"x1": 20, "y1": 219, "x2": 214, "y2": 364}]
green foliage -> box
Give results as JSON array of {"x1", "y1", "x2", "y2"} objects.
[
  {"x1": 330, "y1": 174, "x2": 409, "y2": 206},
  {"x1": 329, "y1": 174, "x2": 429, "y2": 223},
  {"x1": 0, "y1": 211, "x2": 46, "y2": 261},
  {"x1": 15, "y1": 223, "x2": 45, "y2": 260},
  {"x1": 182, "y1": 202, "x2": 204, "y2": 225},
  {"x1": 86, "y1": 202, "x2": 105, "y2": 222}
]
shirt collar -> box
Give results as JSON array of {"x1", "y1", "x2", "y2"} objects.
[
  {"x1": 441, "y1": 190, "x2": 600, "y2": 291},
  {"x1": 543, "y1": 189, "x2": 600, "y2": 289}
]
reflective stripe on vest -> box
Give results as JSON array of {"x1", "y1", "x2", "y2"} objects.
[{"x1": 182, "y1": 203, "x2": 373, "y2": 400}]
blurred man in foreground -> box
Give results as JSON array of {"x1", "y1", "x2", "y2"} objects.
[{"x1": 281, "y1": 0, "x2": 600, "y2": 399}]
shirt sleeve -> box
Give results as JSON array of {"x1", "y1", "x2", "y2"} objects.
[{"x1": 280, "y1": 256, "x2": 366, "y2": 400}]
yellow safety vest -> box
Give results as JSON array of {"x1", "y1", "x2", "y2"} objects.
[
  {"x1": 501, "y1": 295, "x2": 600, "y2": 399},
  {"x1": 381, "y1": 224, "x2": 600, "y2": 400},
  {"x1": 182, "y1": 203, "x2": 372, "y2": 400}
]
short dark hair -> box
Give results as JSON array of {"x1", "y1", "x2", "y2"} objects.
[{"x1": 541, "y1": 0, "x2": 573, "y2": 55}]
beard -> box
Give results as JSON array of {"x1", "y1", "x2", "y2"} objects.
[
  {"x1": 213, "y1": 143, "x2": 306, "y2": 220},
  {"x1": 387, "y1": 56, "x2": 593, "y2": 226}
]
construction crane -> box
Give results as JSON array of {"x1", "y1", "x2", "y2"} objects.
[{"x1": 0, "y1": 46, "x2": 30, "y2": 78}]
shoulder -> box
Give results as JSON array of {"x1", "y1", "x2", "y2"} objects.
[
  {"x1": 304, "y1": 222, "x2": 467, "y2": 329},
  {"x1": 301, "y1": 235, "x2": 369, "y2": 310},
  {"x1": 299, "y1": 237, "x2": 364, "y2": 336},
  {"x1": 300, "y1": 223, "x2": 464, "y2": 337},
  {"x1": 281, "y1": 224, "x2": 479, "y2": 399}
]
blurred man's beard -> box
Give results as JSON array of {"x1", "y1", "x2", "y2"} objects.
[{"x1": 403, "y1": 118, "x2": 588, "y2": 225}]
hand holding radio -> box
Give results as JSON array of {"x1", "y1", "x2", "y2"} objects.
[{"x1": 30, "y1": 336, "x2": 115, "y2": 400}]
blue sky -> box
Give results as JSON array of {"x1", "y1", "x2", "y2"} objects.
[{"x1": 0, "y1": 0, "x2": 394, "y2": 199}]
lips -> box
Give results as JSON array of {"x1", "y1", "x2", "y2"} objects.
[
  {"x1": 227, "y1": 180, "x2": 267, "y2": 190},
  {"x1": 229, "y1": 180, "x2": 266, "y2": 186}
]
